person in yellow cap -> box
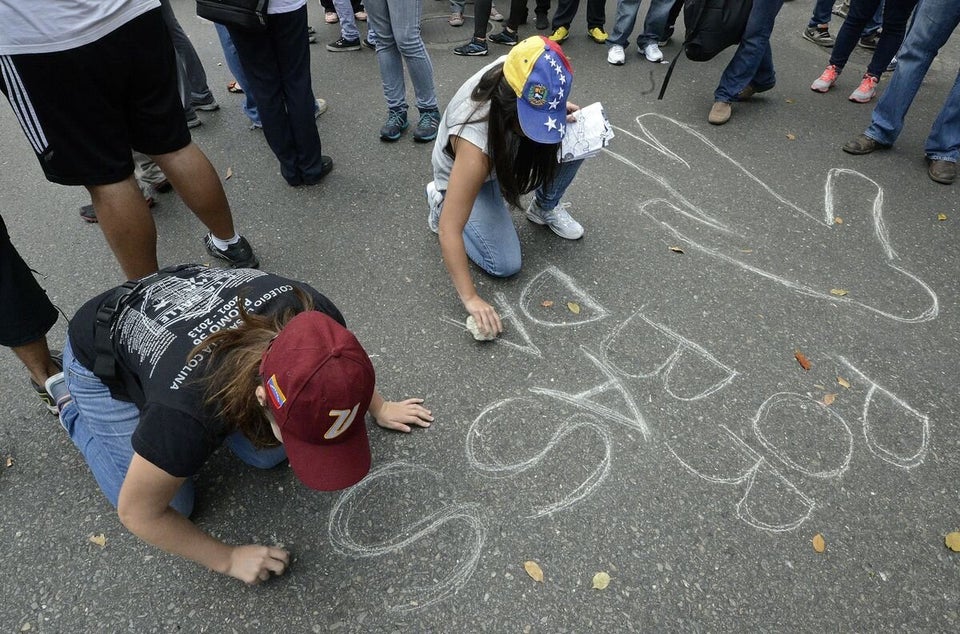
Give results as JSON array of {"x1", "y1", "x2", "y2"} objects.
[{"x1": 425, "y1": 35, "x2": 587, "y2": 339}]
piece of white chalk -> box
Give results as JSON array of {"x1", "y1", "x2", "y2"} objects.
[{"x1": 465, "y1": 315, "x2": 497, "y2": 341}]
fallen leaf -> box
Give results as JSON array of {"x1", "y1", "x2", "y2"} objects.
[
  {"x1": 567, "y1": 302, "x2": 581, "y2": 315},
  {"x1": 812, "y1": 533, "x2": 826, "y2": 553},
  {"x1": 225, "y1": 167, "x2": 233, "y2": 180},
  {"x1": 89, "y1": 533, "x2": 107, "y2": 548},
  {"x1": 739, "y1": 248, "x2": 753, "y2": 254},
  {"x1": 834, "y1": 217, "x2": 843, "y2": 224},
  {"x1": 830, "y1": 288, "x2": 848, "y2": 296},
  {"x1": 946, "y1": 532, "x2": 960, "y2": 552},
  {"x1": 668, "y1": 246, "x2": 684, "y2": 254},
  {"x1": 822, "y1": 393, "x2": 837, "y2": 406},
  {"x1": 541, "y1": 300, "x2": 554, "y2": 308},
  {"x1": 837, "y1": 376, "x2": 850, "y2": 389},
  {"x1": 523, "y1": 560, "x2": 544, "y2": 582},
  {"x1": 786, "y1": 133, "x2": 797, "y2": 141},
  {"x1": 785, "y1": 98, "x2": 795, "y2": 104},
  {"x1": 938, "y1": 213, "x2": 948, "y2": 221},
  {"x1": 4, "y1": 456, "x2": 12, "y2": 468},
  {"x1": 794, "y1": 350, "x2": 812, "y2": 371},
  {"x1": 592, "y1": 571, "x2": 611, "y2": 590}
]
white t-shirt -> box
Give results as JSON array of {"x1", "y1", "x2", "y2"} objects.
[
  {"x1": 0, "y1": 0, "x2": 160, "y2": 55},
  {"x1": 430, "y1": 57, "x2": 508, "y2": 192}
]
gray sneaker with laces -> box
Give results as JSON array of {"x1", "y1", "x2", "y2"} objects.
[
  {"x1": 526, "y1": 199, "x2": 584, "y2": 240},
  {"x1": 426, "y1": 181, "x2": 443, "y2": 233}
]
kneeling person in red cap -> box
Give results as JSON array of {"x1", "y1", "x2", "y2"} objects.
[{"x1": 54, "y1": 265, "x2": 432, "y2": 584}]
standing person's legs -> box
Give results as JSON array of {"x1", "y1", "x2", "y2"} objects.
[
  {"x1": 551, "y1": 0, "x2": 580, "y2": 30},
  {"x1": 714, "y1": 0, "x2": 786, "y2": 103},
  {"x1": 332, "y1": 0, "x2": 362, "y2": 40},
  {"x1": 365, "y1": 0, "x2": 408, "y2": 113},
  {"x1": 473, "y1": 0, "x2": 494, "y2": 39},
  {"x1": 830, "y1": 0, "x2": 883, "y2": 70},
  {"x1": 85, "y1": 179, "x2": 160, "y2": 278},
  {"x1": 158, "y1": 0, "x2": 214, "y2": 105},
  {"x1": 388, "y1": 0, "x2": 439, "y2": 113},
  {"x1": 609, "y1": 0, "x2": 642, "y2": 48},
  {"x1": 924, "y1": 68, "x2": 960, "y2": 164},
  {"x1": 865, "y1": 0, "x2": 919, "y2": 78},
  {"x1": 214, "y1": 24, "x2": 260, "y2": 126},
  {"x1": 809, "y1": 0, "x2": 836, "y2": 27},
  {"x1": 585, "y1": 0, "x2": 605, "y2": 30},
  {"x1": 636, "y1": 0, "x2": 675, "y2": 47},
  {"x1": 460, "y1": 180, "x2": 523, "y2": 277}
]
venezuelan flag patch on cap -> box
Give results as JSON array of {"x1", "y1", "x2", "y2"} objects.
[{"x1": 266, "y1": 374, "x2": 287, "y2": 408}]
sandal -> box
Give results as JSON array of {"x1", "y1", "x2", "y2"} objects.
[{"x1": 227, "y1": 81, "x2": 243, "y2": 94}]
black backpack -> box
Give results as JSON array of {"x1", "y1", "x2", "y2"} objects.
[{"x1": 658, "y1": 0, "x2": 755, "y2": 99}]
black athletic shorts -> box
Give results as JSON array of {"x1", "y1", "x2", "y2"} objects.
[
  {"x1": 0, "y1": 9, "x2": 190, "y2": 187},
  {"x1": 0, "y1": 215, "x2": 58, "y2": 347}
]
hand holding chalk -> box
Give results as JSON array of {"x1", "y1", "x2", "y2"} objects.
[{"x1": 466, "y1": 315, "x2": 498, "y2": 341}]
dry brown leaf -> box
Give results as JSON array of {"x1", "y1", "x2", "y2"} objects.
[
  {"x1": 541, "y1": 300, "x2": 554, "y2": 308},
  {"x1": 225, "y1": 167, "x2": 234, "y2": 180},
  {"x1": 830, "y1": 289, "x2": 849, "y2": 297},
  {"x1": 946, "y1": 532, "x2": 960, "y2": 552},
  {"x1": 4, "y1": 456, "x2": 12, "y2": 468},
  {"x1": 592, "y1": 572, "x2": 611, "y2": 590},
  {"x1": 89, "y1": 533, "x2": 107, "y2": 548},
  {"x1": 785, "y1": 98, "x2": 795, "y2": 104},
  {"x1": 834, "y1": 217, "x2": 843, "y2": 224},
  {"x1": 567, "y1": 302, "x2": 581, "y2": 315},
  {"x1": 822, "y1": 393, "x2": 837, "y2": 406},
  {"x1": 938, "y1": 213, "x2": 948, "y2": 221},
  {"x1": 786, "y1": 133, "x2": 797, "y2": 141},
  {"x1": 739, "y1": 248, "x2": 753, "y2": 253},
  {"x1": 669, "y1": 246, "x2": 684, "y2": 254},
  {"x1": 837, "y1": 376, "x2": 851, "y2": 389},
  {"x1": 794, "y1": 350, "x2": 812, "y2": 371},
  {"x1": 523, "y1": 560, "x2": 544, "y2": 582},
  {"x1": 812, "y1": 533, "x2": 825, "y2": 553}
]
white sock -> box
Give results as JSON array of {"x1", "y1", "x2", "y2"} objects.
[{"x1": 209, "y1": 233, "x2": 240, "y2": 250}]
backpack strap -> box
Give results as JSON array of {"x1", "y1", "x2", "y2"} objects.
[{"x1": 657, "y1": 0, "x2": 712, "y2": 100}]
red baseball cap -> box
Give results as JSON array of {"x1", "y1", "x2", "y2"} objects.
[{"x1": 260, "y1": 311, "x2": 375, "y2": 491}]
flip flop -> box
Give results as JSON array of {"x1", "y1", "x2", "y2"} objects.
[{"x1": 227, "y1": 81, "x2": 243, "y2": 94}]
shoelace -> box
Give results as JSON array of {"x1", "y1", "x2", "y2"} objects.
[
  {"x1": 543, "y1": 201, "x2": 575, "y2": 226},
  {"x1": 418, "y1": 112, "x2": 438, "y2": 129},
  {"x1": 386, "y1": 110, "x2": 405, "y2": 128}
]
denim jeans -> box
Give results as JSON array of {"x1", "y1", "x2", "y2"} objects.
[
  {"x1": 608, "y1": 0, "x2": 675, "y2": 48},
  {"x1": 214, "y1": 24, "x2": 259, "y2": 126},
  {"x1": 333, "y1": 0, "x2": 361, "y2": 40},
  {"x1": 159, "y1": 0, "x2": 212, "y2": 120},
  {"x1": 714, "y1": 0, "x2": 785, "y2": 103},
  {"x1": 831, "y1": 0, "x2": 917, "y2": 78},
  {"x1": 865, "y1": 0, "x2": 960, "y2": 162},
  {"x1": 552, "y1": 0, "x2": 605, "y2": 30},
  {"x1": 60, "y1": 340, "x2": 287, "y2": 517},
  {"x1": 440, "y1": 159, "x2": 583, "y2": 277},
  {"x1": 364, "y1": 0, "x2": 439, "y2": 113},
  {"x1": 228, "y1": 7, "x2": 326, "y2": 185}
]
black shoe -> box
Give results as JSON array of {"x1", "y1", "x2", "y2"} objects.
[
  {"x1": 858, "y1": 31, "x2": 880, "y2": 50},
  {"x1": 302, "y1": 156, "x2": 335, "y2": 185},
  {"x1": 191, "y1": 94, "x2": 220, "y2": 111},
  {"x1": 327, "y1": 36, "x2": 361, "y2": 51},
  {"x1": 203, "y1": 234, "x2": 260, "y2": 269},
  {"x1": 489, "y1": 28, "x2": 519, "y2": 46},
  {"x1": 535, "y1": 12, "x2": 548, "y2": 30},
  {"x1": 453, "y1": 38, "x2": 488, "y2": 56},
  {"x1": 361, "y1": 36, "x2": 376, "y2": 50}
]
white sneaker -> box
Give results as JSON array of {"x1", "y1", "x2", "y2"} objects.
[
  {"x1": 526, "y1": 199, "x2": 584, "y2": 240},
  {"x1": 426, "y1": 181, "x2": 443, "y2": 233},
  {"x1": 607, "y1": 44, "x2": 625, "y2": 65},
  {"x1": 642, "y1": 42, "x2": 663, "y2": 62}
]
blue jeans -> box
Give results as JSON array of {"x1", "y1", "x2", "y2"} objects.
[
  {"x1": 714, "y1": 0, "x2": 785, "y2": 103},
  {"x1": 441, "y1": 160, "x2": 583, "y2": 277},
  {"x1": 364, "y1": 0, "x2": 439, "y2": 113},
  {"x1": 865, "y1": 0, "x2": 960, "y2": 162},
  {"x1": 227, "y1": 7, "x2": 326, "y2": 185},
  {"x1": 333, "y1": 0, "x2": 361, "y2": 40},
  {"x1": 809, "y1": 0, "x2": 882, "y2": 32},
  {"x1": 830, "y1": 0, "x2": 917, "y2": 78},
  {"x1": 60, "y1": 340, "x2": 287, "y2": 517},
  {"x1": 214, "y1": 24, "x2": 259, "y2": 126},
  {"x1": 608, "y1": 0, "x2": 675, "y2": 48}
]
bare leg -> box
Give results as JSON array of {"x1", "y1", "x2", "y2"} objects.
[
  {"x1": 13, "y1": 336, "x2": 60, "y2": 387},
  {"x1": 150, "y1": 143, "x2": 237, "y2": 240},
  {"x1": 86, "y1": 177, "x2": 160, "y2": 280}
]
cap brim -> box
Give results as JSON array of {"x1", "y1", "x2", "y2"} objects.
[
  {"x1": 517, "y1": 98, "x2": 564, "y2": 144},
  {"x1": 284, "y1": 416, "x2": 372, "y2": 491}
]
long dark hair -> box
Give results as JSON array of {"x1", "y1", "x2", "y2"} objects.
[
  {"x1": 189, "y1": 288, "x2": 314, "y2": 448},
  {"x1": 468, "y1": 63, "x2": 561, "y2": 209}
]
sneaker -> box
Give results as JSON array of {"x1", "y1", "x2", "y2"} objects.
[
  {"x1": 315, "y1": 98, "x2": 328, "y2": 118},
  {"x1": 380, "y1": 108, "x2": 409, "y2": 141},
  {"x1": 449, "y1": 12, "x2": 464, "y2": 27},
  {"x1": 426, "y1": 181, "x2": 443, "y2": 233},
  {"x1": 802, "y1": 25, "x2": 834, "y2": 47},
  {"x1": 203, "y1": 234, "x2": 260, "y2": 269},
  {"x1": 858, "y1": 32, "x2": 880, "y2": 50},
  {"x1": 454, "y1": 37, "x2": 488, "y2": 56},
  {"x1": 30, "y1": 351, "x2": 63, "y2": 415},
  {"x1": 43, "y1": 372, "x2": 72, "y2": 416},
  {"x1": 849, "y1": 74, "x2": 879, "y2": 103},
  {"x1": 489, "y1": 28, "x2": 519, "y2": 46},
  {"x1": 307, "y1": 26, "x2": 316, "y2": 35},
  {"x1": 361, "y1": 36, "x2": 376, "y2": 50},
  {"x1": 308, "y1": 31, "x2": 317, "y2": 44},
  {"x1": 191, "y1": 94, "x2": 220, "y2": 112},
  {"x1": 642, "y1": 42, "x2": 663, "y2": 62},
  {"x1": 811, "y1": 64, "x2": 840, "y2": 93},
  {"x1": 325, "y1": 11, "x2": 339, "y2": 23},
  {"x1": 588, "y1": 27, "x2": 608, "y2": 43},
  {"x1": 549, "y1": 26, "x2": 569, "y2": 43},
  {"x1": 607, "y1": 44, "x2": 625, "y2": 65},
  {"x1": 887, "y1": 56, "x2": 898, "y2": 72},
  {"x1": 413, "y1": 109, "x2": 441, "y2": 143},
  {"x1": 526, "y1": 199, "x2": 584, "y2": 240},
  {"x1": 535, "y1": 12, "x2": 548, "y2": 30},
  {"x1": 186, "y1": 114, "x2": 202, "y2": 129},
  {"x1": 327, "y1": 36, "x2": 361, "y2": 51},
  {"x1": 490, "y1": 5, "x2": 504, "y2": 21},
  {"x1": 832, "y1": 0, "x2": 848, "y2": 18}
]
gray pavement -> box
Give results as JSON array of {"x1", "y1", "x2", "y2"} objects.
[{"x1": 2, "y1": 1, "x2": 960, "y2": 631}]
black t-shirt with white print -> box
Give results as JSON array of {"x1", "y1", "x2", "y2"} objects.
[{"x1": 68, "y1": 266, "x2": 344, "y2": 478}]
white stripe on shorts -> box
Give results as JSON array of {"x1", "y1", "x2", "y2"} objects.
[{"x1": 0, "y1": 55, "x2": 49, "y2": 155}]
